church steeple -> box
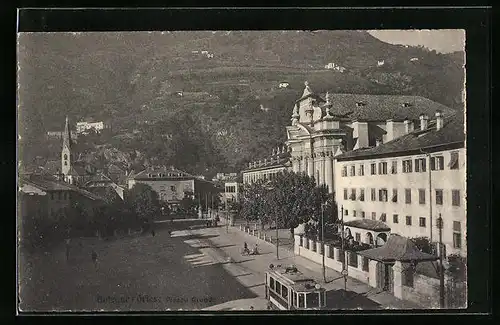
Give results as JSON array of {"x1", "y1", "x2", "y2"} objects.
[{"x1": 61, "y1": 116, "x2": 72, "y2": 179}]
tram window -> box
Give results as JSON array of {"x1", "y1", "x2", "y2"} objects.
[
  {"x1": 282, "y1": 287, "x2": 288, "y2": 300},
  {"x1": 306, "y1": 292, "x2": 319, "y2": 308},
  {"x1": 298, "y1": 293, "x2": 305, "y2": 308},
  {"x1": 270, "y1": 277, "x2": 275, "y2": 290},
  {"x1": 292, "y1": 292, "x2": 297, "y2": 307},
  {"x1": 275, "y1": 281, "x2": 281, "y2": 295}
]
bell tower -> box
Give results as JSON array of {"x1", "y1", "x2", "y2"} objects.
[{"x1": 61, "y1": 116, "x2": 72, "y2": 179}]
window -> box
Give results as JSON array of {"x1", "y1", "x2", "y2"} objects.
[
  {"x1": 58, "y1": 192, "x2": 62, "y2": 200},
  {"x1": 405, "y1": 189, "x2": 412, "y2": 204},
  {"x1": 355, "y1": 233, "x2": 361, "y2": 242},
  {"x1": 419, "y1": 217, "x2": 426, "y2": 227},
  {"x1": 391, "y1": 161, "x2": 398, "y2": 174},
  {"x1": 379, "y1": 189, "x2": 388, "y2": 202},
  {"x1": 353, "y1": 210, "x2": 357, "y2": 218},
  {"x1": 362, "y1": 257, "x2": 369, "y2": 272},
  {"x1": 298, "y1": 293, "x2": 305, "y2": 308},
  {"x1": 348, "y1": 251, "x2": 358, "y2": 267},
  {"x1": 359, "y1": 164, "x2": 365, "y2": 176},
  {"x1": 402, "y1": 160, "x2": 413, "y2": 173},
  {"x1": 275, "y1": 281, "x2": 282, "y2": 295},
  {"x1": 350, "y1": 165, "x2": 356, "y2": 176},
  {"x1": 406, "y1": 216, "x2": 412, "y2": 226},
  {"x1": 344, "y1": 189, "x2": 348, "y2": 200},
  {"x1": 392, "y1": 189, "x2": 398, "y2": 203},
  {"x1": 306, "y1": 292, "x2": 319, "y2": 309},
  {"x1": 171, "y1": 186, "x2": 177, "y2": 192},
  {"x1": 449, "y1": 152, "x2": 459, "y2": 170},
  {"x1": 282, "y1": 286, "x2": 288, "y2": 300},
  {"x1": 378, "y1": 162, "x2": 388, "y2": 175},
  {"x1": 371, "y1": 188, "x2": 376, "y2": 201},
  {"x1": 350, "y1": 189, "x2": 356, "y2": 201},
  {"x1": 371, "y1": 212, "x2": 376, "y2": 220},
  {"x1": 452, "y1": 190, "x2": 461, "y2": 206},
  {"x1": 370, "y1": 163, "x2": 376, "y2": 175},
  {"x1": 419, "y1": 189, "x2": 426, "y2": 204},
  {"x1": 345, "y1": 209, "x2": 348, "y2": 216},
  {"x1": 64, "y1": 161, "x2": 67, "y2": 166},
  {"x1": 342, "y1": 166, "x2": 347, "y2": 177},
  {"x1": 393, "y1": 214, "x2": 399, "y2": 223},
  {"x1": 361, "y1": 211, "x2": 365, "y2": 218},
  {"x1": 380, "y1": 213, "x2": 387, "y2": 222},
  {"x1": 360, "y1": 189, "x2": 365, "y2": 201},
  {"x1": 415, "y1": 158, "x2": 426, "y2": 172},
  {"x1": 453, "y1": 221, "x2": 462, "y2": 249},
  {"x1": 430, "y1": 156, "x2": 444, "y2": 170},
  {"x1": 436, "y1": 189, "x2": 443, "y2": 205}
]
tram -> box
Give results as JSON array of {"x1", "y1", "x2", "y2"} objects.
[{"x1": 265, "y1": 264, "x2": 327, "y2": 310}]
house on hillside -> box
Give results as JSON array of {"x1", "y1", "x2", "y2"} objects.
[
  {"x1": 279, "y1": 82, "x2": 290, "y2": 89},
  {"x1": 377, "y1": 60, "x2": 385, "y2": 67},
  {"x1": 410, "y1": 57, "x2": 419, "y2": 62}
]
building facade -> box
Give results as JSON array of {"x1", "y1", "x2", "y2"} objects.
[
  {"x1": 242, "y1": 146, "x2": 291, "y2": 185},
  {"x1": 223, "y1": 181, "x2": 241, "y2": 203},
  {"x1": 284, "y1": 82, "x2": 454, "y2": 194},
  {"x1": 334, "y1": 111, "x2": 466, "y2": 257},
  {"x1": 127, "y1": 166, "x2": 221, "y2": 207}
]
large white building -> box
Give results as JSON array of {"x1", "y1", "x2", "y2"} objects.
[
  {"x1": 242, "y1": 82, "x2": 454, "y2": 191},
  {"x1": 334, "y1": 111, "x2": 466, "y2": 257}
]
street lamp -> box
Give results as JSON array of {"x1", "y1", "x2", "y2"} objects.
[
  {"x1": 340, "y1": 205, "x2": 347, "y2": 292},
  {"x1": 437, "y1": 214, "x2": 445, "y2": 308},
  {"x1": 321, "y1": 202, "x2": 326, "y2": 282}
]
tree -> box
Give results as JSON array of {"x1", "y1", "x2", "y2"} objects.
[
  {"x1": 180, "y1": 191, "x2": 197, "y2": 217},
  {"x1": 411, "y1": 236, "x2": 434, "y2": 254},
  {"x1": 265, "y1": 171, "x2": 319, "y2": 234},
  {"x1": 240, "y1": 179, "x2": 271, "y2": 228},
  {"x1": 126, "y1": 183, "x2": 162, "y2": 227}
]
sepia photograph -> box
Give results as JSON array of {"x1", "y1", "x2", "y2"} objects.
[{"x1": 17, "y1": 29, "x2": 467, "y2": 312}]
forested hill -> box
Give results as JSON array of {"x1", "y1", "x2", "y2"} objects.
[{"x1": 18, "y1": 31, "x2": 465, "y2": 175}]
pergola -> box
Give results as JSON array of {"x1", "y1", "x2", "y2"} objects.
[{"x1": 343, "y1": 219, "x2": 391, "y2": 247}]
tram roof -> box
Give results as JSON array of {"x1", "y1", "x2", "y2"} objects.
[{"x1": 267, "y1": 267, "x2": 317, "y2": 286}]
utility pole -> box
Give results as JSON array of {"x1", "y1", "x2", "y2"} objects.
[
  {"x1": 421, "y1": 149, "x2": 433, "y2": 244},
  {"x1": 225, "y1": 197, "x2": 229, "y2": 233},
  {"x1": 340, "y1": 205, "x2": 347, "y2": 292},
  {"x1": 321, "y1": 202, "x2": 326, "y2": 282},
  {"x1": 438, "y1": 214, "x2": 445, "y2": 308},
  {"x1": 276, "y1": 213, "x2": 279, "y2": 260}
]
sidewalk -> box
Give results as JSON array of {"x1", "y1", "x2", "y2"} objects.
[{"x1": 196, "y1": 224, "x2": 422, "y2": 310}]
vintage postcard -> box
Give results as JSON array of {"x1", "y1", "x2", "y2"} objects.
[{"x1": 17, "y1": 29, "x2": 467, "y2": 312}]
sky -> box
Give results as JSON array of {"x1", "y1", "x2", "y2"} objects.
[{"x1": 368, "y1": 30, "x2": 465, "y2": 54}]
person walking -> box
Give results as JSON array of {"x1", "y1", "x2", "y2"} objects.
[
  {"x1": 91, "y1": 249, "x2": 98, "y2": 270},
  {"x1": 65, "y1": 238, "x2": 71, "y2": 262}
]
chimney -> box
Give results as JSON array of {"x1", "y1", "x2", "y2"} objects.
[
  {"x1": 404, "y1": 118, "x2": 414, "y2": 134},
  {"x1": 419, "y1": 114, "x2": 429, "y2": 130},
  {"x1": 376, "y1": 138, "x2": 382, "y2": 147},
  {"x1": 436, "y1": 111, "x2": 443, "y2": 130}
]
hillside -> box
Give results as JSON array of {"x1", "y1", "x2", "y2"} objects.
[{"x1": 17, "y1": 31, "x2": 465, "y2": 175}]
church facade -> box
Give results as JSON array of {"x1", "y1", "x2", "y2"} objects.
[{"x1": 243, "y1": 82, "x2": 454, "y2": 194}]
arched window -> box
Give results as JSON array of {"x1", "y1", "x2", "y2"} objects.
[
  {"x1": 64, "y1": 161, "x2": 67, "y2": 166},
  {"x1": 64, "y1": 154, "x2": 68, "y2": 160}
]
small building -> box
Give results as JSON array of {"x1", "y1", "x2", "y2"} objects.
[
  {"x1": 279, "y1": 82, "x2": 290, "y2": 89},
  {"x1": 223, "y1": 181, "x2": 241, "y2": 204},
  {"x1": 410, "y1": 58, "x2": 419, "y2": 62},
  {"x1": 76, "y1": 121, "x2": 109, "y2": 135},
  {"x1": 377, "y1": 60, "x2": 385, "y2": 67}
]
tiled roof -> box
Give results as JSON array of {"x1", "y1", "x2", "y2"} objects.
[
  {"x1": 19, "y1": 174, "x2": 104, "y2": 201},
  {"x1": 336, "y1": 111, "x2": 464, "y2": 160},
  {"x1": 130, "y1": 166, "x2": 195, "y2": 180},
  {"x1": 358, "y1": 234, "x2": 438, "y2": 262},
  {"x1": 344, "y1": 219, "x2": 391, "y2": 232},
  {"x1": 323, "y1": 93, "x2": 454, "y2": 121}
]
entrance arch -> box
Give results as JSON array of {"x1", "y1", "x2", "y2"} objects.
[
  {"x1": 376, "y1": 233, "x2": 388, "y2": 246},
  {"x1": 365, "y1": 232, "x2": 374, "y2": 245}
]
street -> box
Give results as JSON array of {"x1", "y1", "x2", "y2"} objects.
[{"x1": 18, "y1": 220, "x2": 421, "y2": 311}]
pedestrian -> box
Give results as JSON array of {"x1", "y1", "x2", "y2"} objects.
[
  {"x1": 65, "y1": 238, "x2": 71, "y2": 262},
  {"x1": 151, "y1": 229, "x2": 155, "y2": 237},
  {"x1": 91, "y1": 249, "x2": 98, "y2": 269}
]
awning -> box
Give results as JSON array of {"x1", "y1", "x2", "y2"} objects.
[{"x1": 358, "y1": 233, "x2": 438, "y2": 263}]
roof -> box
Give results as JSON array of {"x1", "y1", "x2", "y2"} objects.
[
  {"x1": 336, "y1": 111, "x2": 464, "y2": 160},
  {"x1": 325, "y1": 94, "x2": 454, "y2": 121},
  {"x1": 130, "y1": 166, "x2": 195, "y2": 180},
  {"x1": 19, "y1": 174, "x2": 104, "y2": 201},
  {"x1": 358, "y1": 234, "x2": 439, "y2": 263},
  {"x1": 344, "y1": 219, "x2": 391, "y2": 232},
  {"x1": 84, "y1": 173, "x2": 113, "y2": 185}
]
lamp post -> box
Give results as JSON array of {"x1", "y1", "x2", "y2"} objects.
[
  {"x1": 340, "y1": 205, "x2": 347, "y2": 292},
  {"x1": 321, "y1": 202, "x2": 326, "y2": 282},
  {"x1": 437, "y1": 214, "x2": 445, "y2": 308}
]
